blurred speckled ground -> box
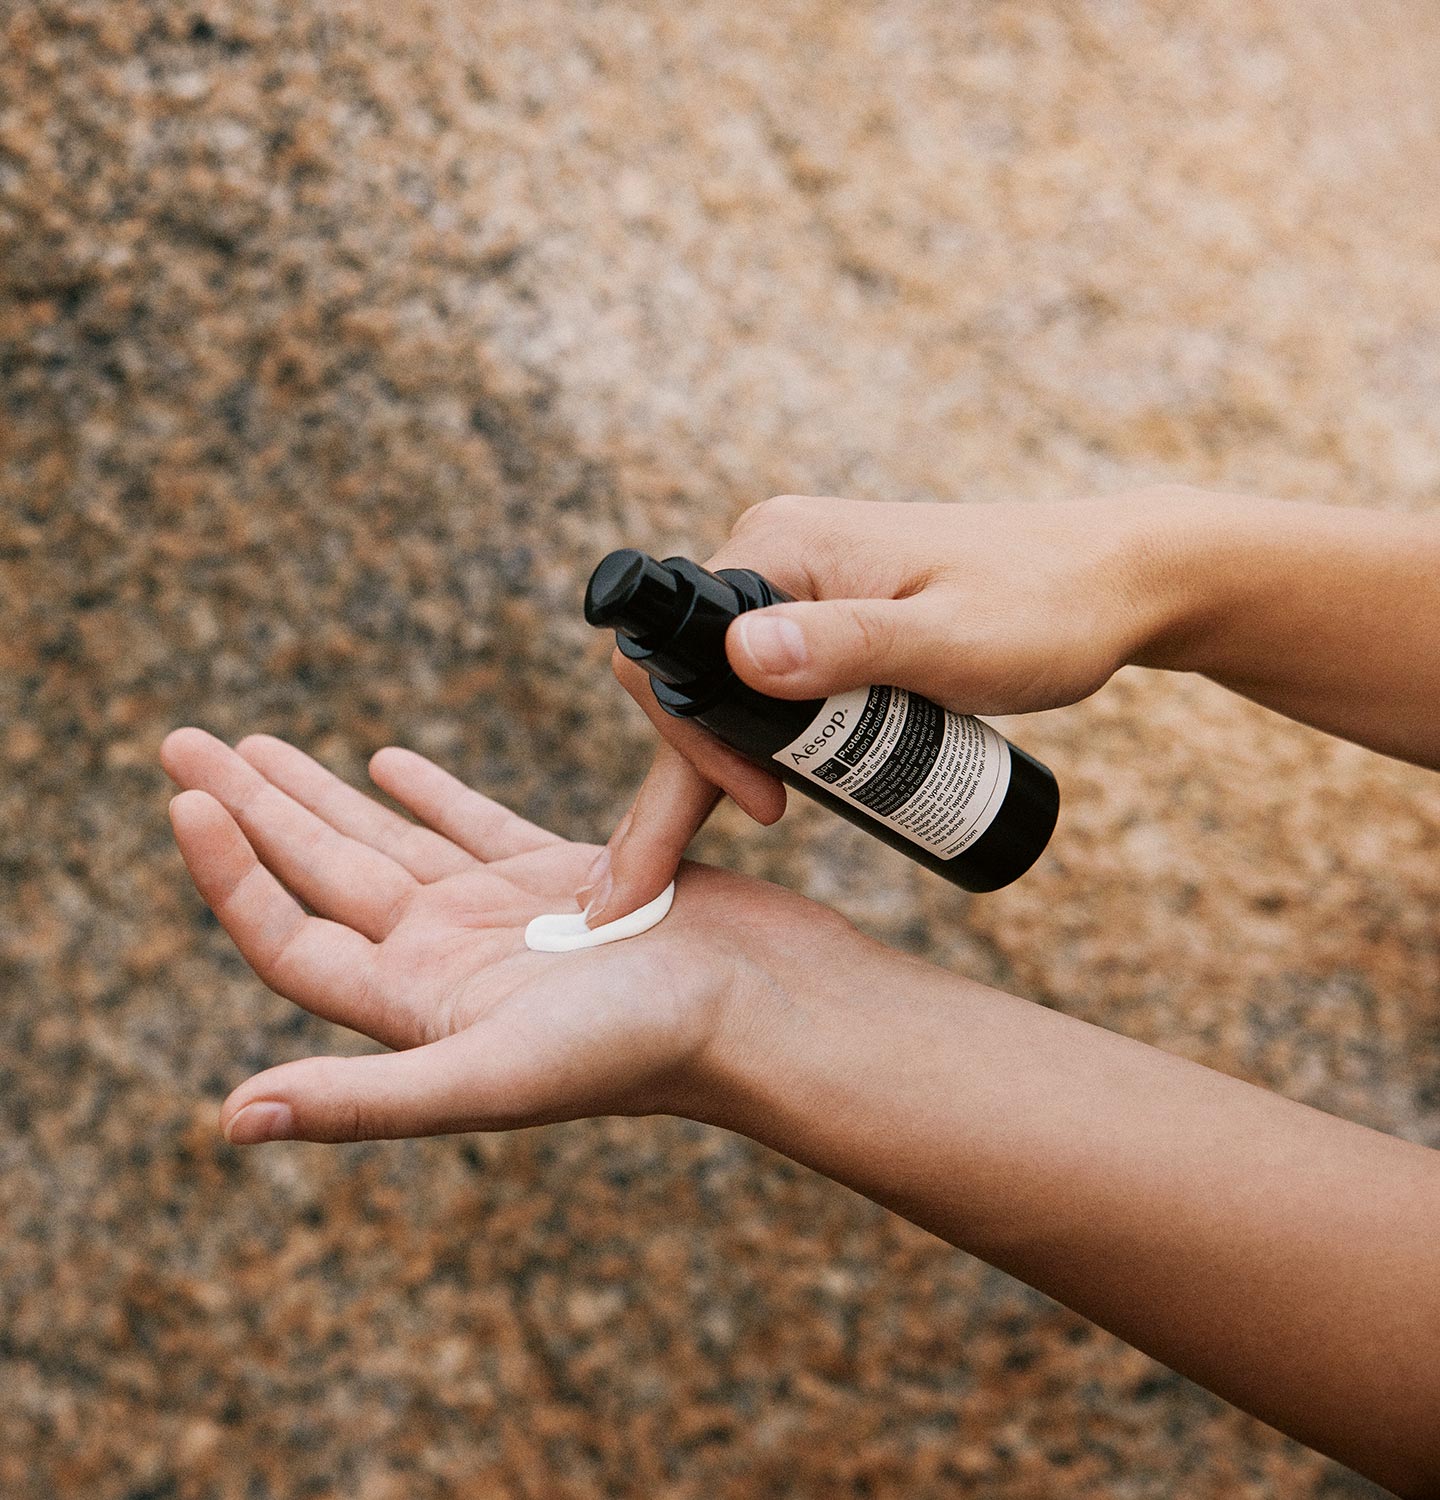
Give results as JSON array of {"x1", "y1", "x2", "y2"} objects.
[{"x1": 3, "y1": 1, "x2": 1439, "y2": 1495}]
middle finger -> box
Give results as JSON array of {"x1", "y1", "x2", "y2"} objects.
[
  {"x1": 161, "y1": 728, "x2": 418, "y2": 942},
  {"x1": 236, "y1": 734, "x2": 475, "y2": 882}
]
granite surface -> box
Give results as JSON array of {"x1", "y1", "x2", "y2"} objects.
[{"x1": 3, "y1": 1, "x2": 1439, "y2": 1495}]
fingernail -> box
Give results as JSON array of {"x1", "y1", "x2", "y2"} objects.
[
  {"x1": 737, "y1": 614, "x2": 808, "y2": 674},
  {"x1": 582, "y1": 868, "x2": 614, "y2": 925},
  {"x1": 575, "y1": 845, "x2": 611, "y2": 906},
  {"x1": 225, "y1": 1101, "x2": 294, "y2": 1145}
]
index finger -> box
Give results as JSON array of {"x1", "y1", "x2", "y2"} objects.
[
  {"x1": 703, "y1": 490, "x2": 919, "y2": 599},
  {"x1": 581, "y1": 742, "x2": 726, "y2": 928},
  {"x1": 611, "y1": 648, "x2": 786, "y2": 827}
]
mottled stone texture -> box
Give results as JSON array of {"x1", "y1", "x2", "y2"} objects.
[{"x1": 2, "y1": 1, "x2": 1438, "y2": 1495}]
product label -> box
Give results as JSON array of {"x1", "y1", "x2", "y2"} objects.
[{"x1": 773, "y1": 686, "x2": 1011, "y2": 860}]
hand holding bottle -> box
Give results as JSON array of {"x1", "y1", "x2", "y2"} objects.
[
  {"x1": 585, "y1": 547, "x2": 1058, "y2": 901},
  {"x1": 585, "y1": 486, "x2": 1440, "y2": 924},
  {"x1": 582, "y1": 488, "x2": 1178, "y2": 922}
]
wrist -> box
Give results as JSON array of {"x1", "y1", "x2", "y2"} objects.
[
  {"x1": 679, "y1": 904, "x2": 899, "y2": 1137},
  {"x1": 1115, "y1": 486, "x2": 1257, "y2": 675}
]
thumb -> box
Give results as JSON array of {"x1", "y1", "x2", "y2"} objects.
[
  {"x1": 727, "y1": 596, "x2": 939, "y2": 700},
  {"x1": 220, "y1": 1033, "x2": 508, "y2": 1143}
]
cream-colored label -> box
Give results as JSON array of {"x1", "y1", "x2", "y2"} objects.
[{"x1": 774, "y1": 686, "x2": 1011, "y2": 860}]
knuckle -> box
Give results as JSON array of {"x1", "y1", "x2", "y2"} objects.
[
  {"x1": 732, "y1": 498, "x2": 771, "y2": 534},
  {"x1": 734, "y1": 493, "x2": 814, "y2": 536},
  {"x1": 1131, "y1": 482, "x2": 1208, "y2": 508},
  {"x1": 252, "y1": 955, "x2": 285, "y2": 996}
]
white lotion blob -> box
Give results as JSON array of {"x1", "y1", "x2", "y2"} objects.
[{"x1": 524, "y1": 880, "x2": 675, "y2": 954}]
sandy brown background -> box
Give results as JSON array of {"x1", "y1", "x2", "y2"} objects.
[{"x1": 3, "y1": 1, "x2": 1439, "y2": 1495}]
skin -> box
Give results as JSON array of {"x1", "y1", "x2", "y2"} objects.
[{"x1": 163, "y1": 487, "x2": 1440, "y2": 1495}]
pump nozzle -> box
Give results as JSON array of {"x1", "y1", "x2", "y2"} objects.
[
  {"x1": 586, "y1": 548, "x2": 779, "y2": 701},
  {"x1": 583, "y1": 549, "x2": 690, "y2": 641}
]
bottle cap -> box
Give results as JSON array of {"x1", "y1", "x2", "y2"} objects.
[{"x1": 583, "y1": 549, "x2": 687, "y2": 641}]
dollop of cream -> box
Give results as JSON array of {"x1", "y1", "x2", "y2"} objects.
[{"x1": 524, "y1": 881, "x2": 676, "y2": 953}]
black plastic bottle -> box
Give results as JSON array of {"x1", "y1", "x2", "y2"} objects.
[{"x1": 585, "y1": 549, "x2": 1059, "y2": 893}]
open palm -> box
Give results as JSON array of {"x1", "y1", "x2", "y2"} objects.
[{"x1": 161, "y1": 729, "x2": 806, "y2": 1144}]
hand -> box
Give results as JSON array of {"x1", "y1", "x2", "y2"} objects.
[
  {"x1": 583, "y1": 488, "x2": 1187, "y2": 924},
  {"x1": 161, "y1": 728, "x2": 866, "y2": 1144}
]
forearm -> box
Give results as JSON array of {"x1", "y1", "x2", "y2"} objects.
[
  {"x1": 1136, "y1": 493, "x2": 1440, "y2": 768},
  {"x1": 700, "y1": 939, "x2": 1440, "y2": 1496}
]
